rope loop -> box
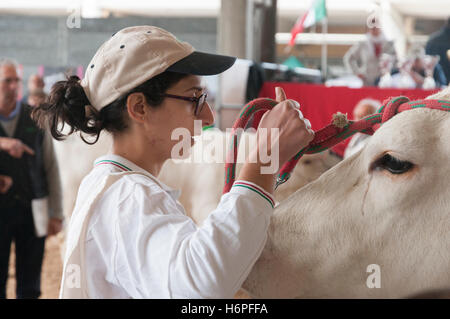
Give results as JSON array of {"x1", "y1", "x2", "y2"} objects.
[{"x1": 223, "y1": 96, "x2": 450, "y2": 194}]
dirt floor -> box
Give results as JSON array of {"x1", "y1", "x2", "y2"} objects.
[{"x1": 6, "y1": 234, "x2": 63, "y2": 299}]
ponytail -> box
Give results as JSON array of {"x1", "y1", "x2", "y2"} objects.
[{"x1": 32, "y1": 75, "x2": 103, "y2": 144}]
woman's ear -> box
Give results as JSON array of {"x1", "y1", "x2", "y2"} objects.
[{"x1": 126, "y1": 92, "x2": 148, "y2": 123}]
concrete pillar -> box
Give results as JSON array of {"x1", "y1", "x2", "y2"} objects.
[
  {"x1": 216, "y1": 0, "x2": 277, "y2": 130},
  {"x1": 247, "y1": 0, "x2": 277, "y2": 63},
  {"x1": 217, "y1": 0, "x2": 247, "y2": 58},
  {"x1": 217, "y1": 0, "x2": 277, "y2": 62}
]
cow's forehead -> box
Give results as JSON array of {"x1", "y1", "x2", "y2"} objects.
[{"x1": 363, "y1": 108, "x2": 450, "y2": 162}]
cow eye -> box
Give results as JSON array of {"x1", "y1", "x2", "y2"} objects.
[{"x1": 372, "y1": 154, "x2": 414, "y2": 175}]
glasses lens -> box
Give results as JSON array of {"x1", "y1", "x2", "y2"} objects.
[{"x1": 195, "y1": 94, "x2": 207, "y2": 116}]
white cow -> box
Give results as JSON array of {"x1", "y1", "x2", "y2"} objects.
[
  {"x1": 54, "y1": 129, "x2": 340, "y2": 224},
  {"x1": 242, "y1": 88, "x2": 450, "y2": 298},
  {"x1": 53, "y1": 131, "x2": 112, "y2": 221}
]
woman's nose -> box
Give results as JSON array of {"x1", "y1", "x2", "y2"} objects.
[{"x1": 199, "y1": 102, "x2": 215, "y2": 128}]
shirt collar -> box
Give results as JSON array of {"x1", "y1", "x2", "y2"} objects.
[
  {"x1": 94, "y1": 154, "x2": 181, "y2": 200},
  {"x1": 0, "y1": 100, "x2": 21, "y2": 122}
]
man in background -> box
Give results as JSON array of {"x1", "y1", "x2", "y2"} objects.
[
  {"x1": 344, "y1": 98, "x2": 381, "y2": 159},
  {"x1": 27, "y1": 89, "x2": 47, "y2": 108},
  {"x1": 344, "y1": 21, "x2": 397, "y2": 86},
  {"x1": 426, "y1": 17, "x2": 450, "y2": 85},
  {"x1": 0, "y1": 136, "x2": 35, "y2": 193},
  {"x1": 21, "y1": 74, "x2": 45, "y2": 106},
  {"x1": 0, "y1": 58, "x2": 62, "y2": 299}
]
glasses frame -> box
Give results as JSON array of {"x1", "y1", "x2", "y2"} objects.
[
  {"x1": 0, "y1": 77, "x2": 21, "y2": 85},
  {"x1": 162, "y1": 93, "x2": 208, "y2": 116}
]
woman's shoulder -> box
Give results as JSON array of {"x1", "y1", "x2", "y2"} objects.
[
  {"x1": 106, "y1": 171, "x2": 179, "y2": 210},
  {"x1": 79, "y1": 162, "x2": 182, "y2": 219},
  {"x1": 86, "y1": 168, "x2": 182, "y2": 230}
]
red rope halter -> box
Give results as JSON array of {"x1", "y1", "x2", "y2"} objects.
[{"x1": 223, "y1": 96, "x2": 450, "y2": 194}]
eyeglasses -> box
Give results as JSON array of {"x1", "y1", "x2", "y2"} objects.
[
  {"x1": 162, "y1": 93, "x2": 208, "y2": 116},
  {"x1": 0, "y1": 77, "x2": 21, "y2": 85}
]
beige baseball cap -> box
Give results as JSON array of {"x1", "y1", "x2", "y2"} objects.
[{"x1": 81, "y1": 25, "x2": 236, "y2": 111}]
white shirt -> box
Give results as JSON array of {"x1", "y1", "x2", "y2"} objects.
[{"x1": 72, "y1": 154, "x2": 275, "y2": 298}]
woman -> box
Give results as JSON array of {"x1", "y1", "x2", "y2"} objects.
[{"x1": 32, "y1": 26, "x2": 314, "y2": 298}]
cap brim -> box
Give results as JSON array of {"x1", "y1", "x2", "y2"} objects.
[{"x1": 167, "y1": 51, "x2": 236, "y2": 76}]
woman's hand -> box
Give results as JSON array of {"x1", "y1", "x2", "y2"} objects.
[
  {"x1": 238, "y1": 87, "x2": 314, "y2": 193},
  {"x1": 256, "y1": 87, "x2": 314, "y2": 167}
]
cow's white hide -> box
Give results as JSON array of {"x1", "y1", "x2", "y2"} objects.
[
  {"x1": 242, "y1": 89, "x2": 450, "y2": 298},
  {"x1": 53, "y1": 131, "x2": 112, "y2": 221}
]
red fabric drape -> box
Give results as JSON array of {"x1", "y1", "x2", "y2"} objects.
[{"x1": 258, "y1": 82, "x2": 438, "y2": 156}]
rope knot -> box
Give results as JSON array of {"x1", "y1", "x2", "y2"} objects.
[
  {"x1": 380, "y1": 96, "x2": 410, "y2": 124},
  {"x1": 332, "y1": 112, "x2": 349, "y2": 128}
]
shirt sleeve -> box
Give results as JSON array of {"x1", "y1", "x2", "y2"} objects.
[{"x1": 112, "y1": 179, "x2": 275, "y2": 298}]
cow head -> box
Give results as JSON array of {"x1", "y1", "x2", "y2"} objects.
[{"x1": 243, "y1": 88, "x2": 450, "y2": 298}]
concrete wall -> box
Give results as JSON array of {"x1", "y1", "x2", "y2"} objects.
[{"x1": 0, "y1": 14, "x2": 217, "y2": 94}]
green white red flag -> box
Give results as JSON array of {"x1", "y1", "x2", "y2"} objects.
[{"x1": 289, "y1": 0, "x2": 327, "y2": 46}]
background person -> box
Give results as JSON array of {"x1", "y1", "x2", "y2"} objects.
[
  {"x1": 426, "y1": 17, "x2": 450, "y2": 85},
  {"x1": 407, "y1": 46, "x2": 447, "y2": 89},
  {"x1": 0, "y1": 58, "x2": 63, "y2": 299},
  {"x1": 0, "y1": 136, "x2": 35, "y2": 194},
  {"x1": 0, "y1": 175, "x2": 12, "y2": 194},
  {"x1": 344, "y1": 21, "x2": 397, "y2": 86},
  {"x1": 27, "y1": 89, "x2": 47, "y2": 108},
  {"x1": 21, "y1": 74, "x2": 45, "y2": 106},
  {"x1": 344, "y1": 98, "x2": 380, "y2": 159}
]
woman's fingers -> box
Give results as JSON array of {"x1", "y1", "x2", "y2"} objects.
[{"x1": 275, "y1": 87, "x2": 287, "y2": 102}]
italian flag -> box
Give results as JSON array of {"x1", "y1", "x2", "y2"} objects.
[{"x1": 289, "y1": 0, "x2": 327, "y2": 46}]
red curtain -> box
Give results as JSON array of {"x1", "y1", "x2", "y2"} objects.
[{"x1": 259, "y1": 82, "x2": 438, "y2": 156}]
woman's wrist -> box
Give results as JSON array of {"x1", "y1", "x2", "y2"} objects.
[{"x1": 238, "y1": 161, "x2": 276, "y2": 195}]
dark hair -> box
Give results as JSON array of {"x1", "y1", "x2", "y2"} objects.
[{"x1": 32, "y1": 71, "x2": 189, "y2": 144}]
